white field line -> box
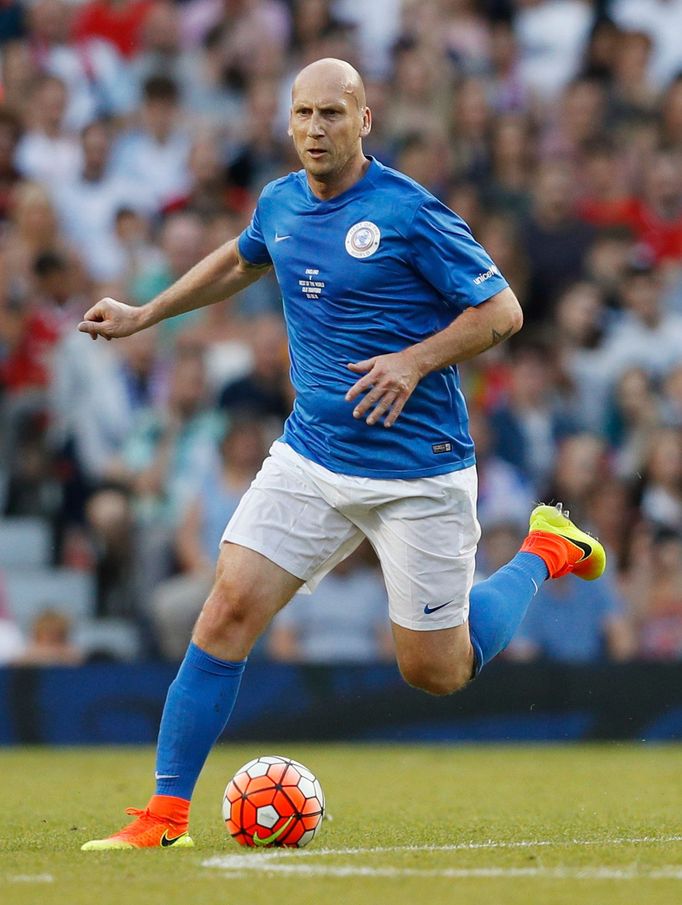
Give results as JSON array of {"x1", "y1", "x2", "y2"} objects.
[
  {"x1": 202, "y1": 834, "x2": 682, "y2": 881},
  {"x1": 205, "y1": 863, "x2": 682, "y2": 880},
  {"x1": 7, "y1": 874, "x2": 54, "y2": 883},
  {"x1": 203, "y1": 833, "x2": 682, "y2": 865}
]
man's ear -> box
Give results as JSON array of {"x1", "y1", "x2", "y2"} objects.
[{"x1": 360, "y1": 106, "x2": 372, "y2": 138}]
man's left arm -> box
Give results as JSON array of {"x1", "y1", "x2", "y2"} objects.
[{"x1": 346, "y1": 287, "x2": 522, "y2": 427}]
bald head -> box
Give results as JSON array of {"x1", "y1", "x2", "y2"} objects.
[
  {"x1": 288, "y1": 57, "x2": 371, "y2": 197},
  {"x1": 292, "y1": 58, "x2": 366, "y2": 110}
]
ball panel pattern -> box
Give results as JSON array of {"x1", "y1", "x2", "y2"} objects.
[{"x1": 223, "y1": 755, "x2": 324, "y2": 848}]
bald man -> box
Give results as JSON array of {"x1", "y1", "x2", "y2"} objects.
[{"x1": 80, "y1": 58, "x2": 605, "y2": 850}]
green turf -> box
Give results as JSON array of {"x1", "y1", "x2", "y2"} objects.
[{"x1": 1, "y1": 744, "x2": 682, "y2": 905}]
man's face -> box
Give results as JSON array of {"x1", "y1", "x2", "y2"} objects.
[{"x1": 289, "y1": 74, "x2": 369, "y2": 181}]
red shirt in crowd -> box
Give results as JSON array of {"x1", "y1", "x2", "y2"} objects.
[{"x1": 72, "y1": 0, "x2": 155, "y2": 58}]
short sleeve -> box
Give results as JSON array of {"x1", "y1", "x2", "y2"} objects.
[
  {"x1": 409, "y1": 197, "x2": 508, "y2": 311},
  {"x1": 238, "y1": 197, "x2": 272, "y2": 266}
]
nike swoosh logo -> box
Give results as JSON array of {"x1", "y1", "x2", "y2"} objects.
[
  {"x1": 160, "y1": 831, "x2": 188, "y2": 847},
  {"x1": 274, "y1": 233, "x2": 291, "y2": 242},
  {"x1": 423, "y1": 600, "x2": 455, "y2": 615},
  {"x1": 252, "y1": 815, "x2": 295, "y2": 846},
  {"x1": 558, "y1": 534, "x2": 592, "y2": 561}
]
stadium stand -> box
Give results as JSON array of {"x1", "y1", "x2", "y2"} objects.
[{"x1": 0, "y1": 0, "x2": 681, "y2": 665}]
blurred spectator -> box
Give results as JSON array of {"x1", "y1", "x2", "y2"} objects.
[
  {"x1": 128, "y1": 1, "x2": 195, "y2": 102},
  {"x1": 113, "y1": 349, "x2": 224, "y2": 526},
  {"x1": 131, "y1": 211, "x2": 207, "y2": 340},
  {"x1": 111, "y1": 74, "x2": 191, "y2": 211},
  {"x1": 0, "y1": 250, "x2": 82, "y2": 400},
  {"x1": 164, "y1": 132, "x2": 245, "y2": 218},
  {"x1": 584, "y1": 225, "x2": 636, "y2": 308},
  {"x1": 151, "y1": 416, "x2": 267, "y2": 659},
  {"x1": 600, "y1": 258, "x2": 682, "y2": 384},
  {"x1": 13, "y1": 608, "x2": 84, "y2": 665},
  {"x1": 1, "y1": 181, "x2": 77, "y2": 299},
  {"x1": 542, "y1": 433, "x2": 609, "y2": 522},
  {"x1": 585, "y1": 476, "x2": 636, "y2": 569},
  {"x1": 540, "y1": 76, "x2": 608, "y2": 164},
  {"x1": 610, "y1": 30, "x2": 658, "y2": 122},
  {"x1": 468, "y1": 407, "x2": 534, "y2": 531},
  {"x1": 384, "y1": 40, "x2": 450, "y2": 143},
  {"x1": 484, "y1": 18, "x2": 529, "y2": 114},
  {"x1": 25, "y1": 0, "x2": 135, "y2": 129},
  {"x1": 51, "y1": 119, "x2": 152, "y2": 283},
  {"x1": 227, "y1": 79, "x2": 291, "y2": 192},
  {"x1": 394, "y1": 131, "x2": 449, "y2": 198},
  {"x1": 179, "y1": 0, "x2": 290, "y2": 72},
  {"x1": 603, "y1": 367, "x2": 661, "y2": 478},
  {"x1": 333, "y1": 0, "x2": 401, "y2": 78},
  {"x1": 627, "y1": 149, "x2": 682, "y2": 264},
  {"x1": 267, "y1": 544, "x2": 393, "y2": 664},
  {"x1": 581, "y1": 15, "x2": 621, "y2": 84},
  {"x1": 481, "y1": 114, "x2": 534, "y2": 218},
  {"x1": 611, "y1": 0, "x2": 682, "y2": 89},
  {"x1": 520, "y1": 160, "x2": 596, "y2": 322},
  {"x1": 82, "y1": 483, "x2": 138, "y2": 618},
  {"x1": 0, "y1": 40, "x2": 34, "y2": 116},
  {"x1": 49, "y1": 325, "x2": 168, "y2": 508},
  {"x1": 14, "y1": 76, "x2": 82, "y2": 186},
  {"x1": 552, "y1": 280, "x2": 610, "y2": 430},
  {"x1": 576, "y1": 137, "x2": 638, "y2": 229},
  {"x1": 637, "y1": 530, "x2": 682, "y2": 660},
  {"x1": 488, "y1": 342, "x2": 576, "y2": 490},
  {"x1": 514, "y1": 0, "x2": 594, "y2": 104},
  {"x1": 639, "y1": 427, "x2": 682, "y2": 533},
  {"x1": 219, "y1": 314, "x2": 291, "y2": 424}
]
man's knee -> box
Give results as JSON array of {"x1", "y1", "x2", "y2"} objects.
[{"x1": 398, "y1": 659, "x2": 473, "y2": 696}]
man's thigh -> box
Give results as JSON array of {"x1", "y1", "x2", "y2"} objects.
[{"x1": 193, "y1": 542, "x2": 304, "y2": 658}]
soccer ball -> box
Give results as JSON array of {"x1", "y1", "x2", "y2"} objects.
[{"x1": 223, "y1": 755, "x2": 325, "y2": 847}]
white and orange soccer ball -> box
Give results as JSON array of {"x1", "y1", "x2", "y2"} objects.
[{"x1": 223, "y1": 755, "x2": 325, "y2": 848}]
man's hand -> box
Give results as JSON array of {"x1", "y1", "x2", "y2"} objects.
[
  {"x1": 78, "y1": 298, "x2": 145, "y2": 341},
  {"x1": 346, "y1": 350, "x2": 422, "y2": 427}
]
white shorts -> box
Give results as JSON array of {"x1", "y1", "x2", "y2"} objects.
[{"x1": 222, "y1": 442, "x2": 481, "y2": 631}]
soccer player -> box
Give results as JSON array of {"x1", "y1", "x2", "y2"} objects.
[{"x1": 79, "y1": 59, "x2": 605, "y2": 850}]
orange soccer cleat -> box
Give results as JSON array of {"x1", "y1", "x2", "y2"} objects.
[
  {"x1": 81, "y1": 795, "x2": 193, "y2": 851},
  {"x1": 520, "y1": 502, "x2": 607, "y2": 582}
]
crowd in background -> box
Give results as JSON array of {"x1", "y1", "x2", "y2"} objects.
[{"x1": 1, "y1": 0, "x2": 682, "y2": 665}]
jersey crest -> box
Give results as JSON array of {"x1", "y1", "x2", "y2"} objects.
[{"x1": 345, "y1": 221, "x2": 381, "y2": 259}]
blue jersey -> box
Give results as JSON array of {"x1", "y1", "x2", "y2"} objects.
[{"x1": 238, "y1": 157, "x2": 508, "y2": 479}]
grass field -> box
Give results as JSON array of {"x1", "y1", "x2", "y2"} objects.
[{"x1": 1, "y1": 744, "x2": 682, "y2": 905}]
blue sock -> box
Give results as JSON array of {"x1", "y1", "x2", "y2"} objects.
[
  {"x1": 155, "y1": 642, "x2": 246, "y2": 800},
  {"x1": 469, "y1": 552, "x2": 549, "y2": 675}
]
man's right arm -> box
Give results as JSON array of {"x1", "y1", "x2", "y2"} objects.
[{"x1": 78, "y1": 238, "x2": 270, "y2": 340}]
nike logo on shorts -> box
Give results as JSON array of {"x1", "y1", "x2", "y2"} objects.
[
  {"x1": 423, "y1": 600, "x2": 454, "y2": 615},
  {"x1": 275, "y1": 233, "x2": 292, "y2": 242}
]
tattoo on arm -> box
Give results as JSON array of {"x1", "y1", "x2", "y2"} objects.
[{"x1": 490, "y1": 326, "x2": 514, "y2": 348}]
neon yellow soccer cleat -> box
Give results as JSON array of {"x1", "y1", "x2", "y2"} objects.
[{"x1": 521, "y1": 502, "x2": 607, "y2": 581}]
